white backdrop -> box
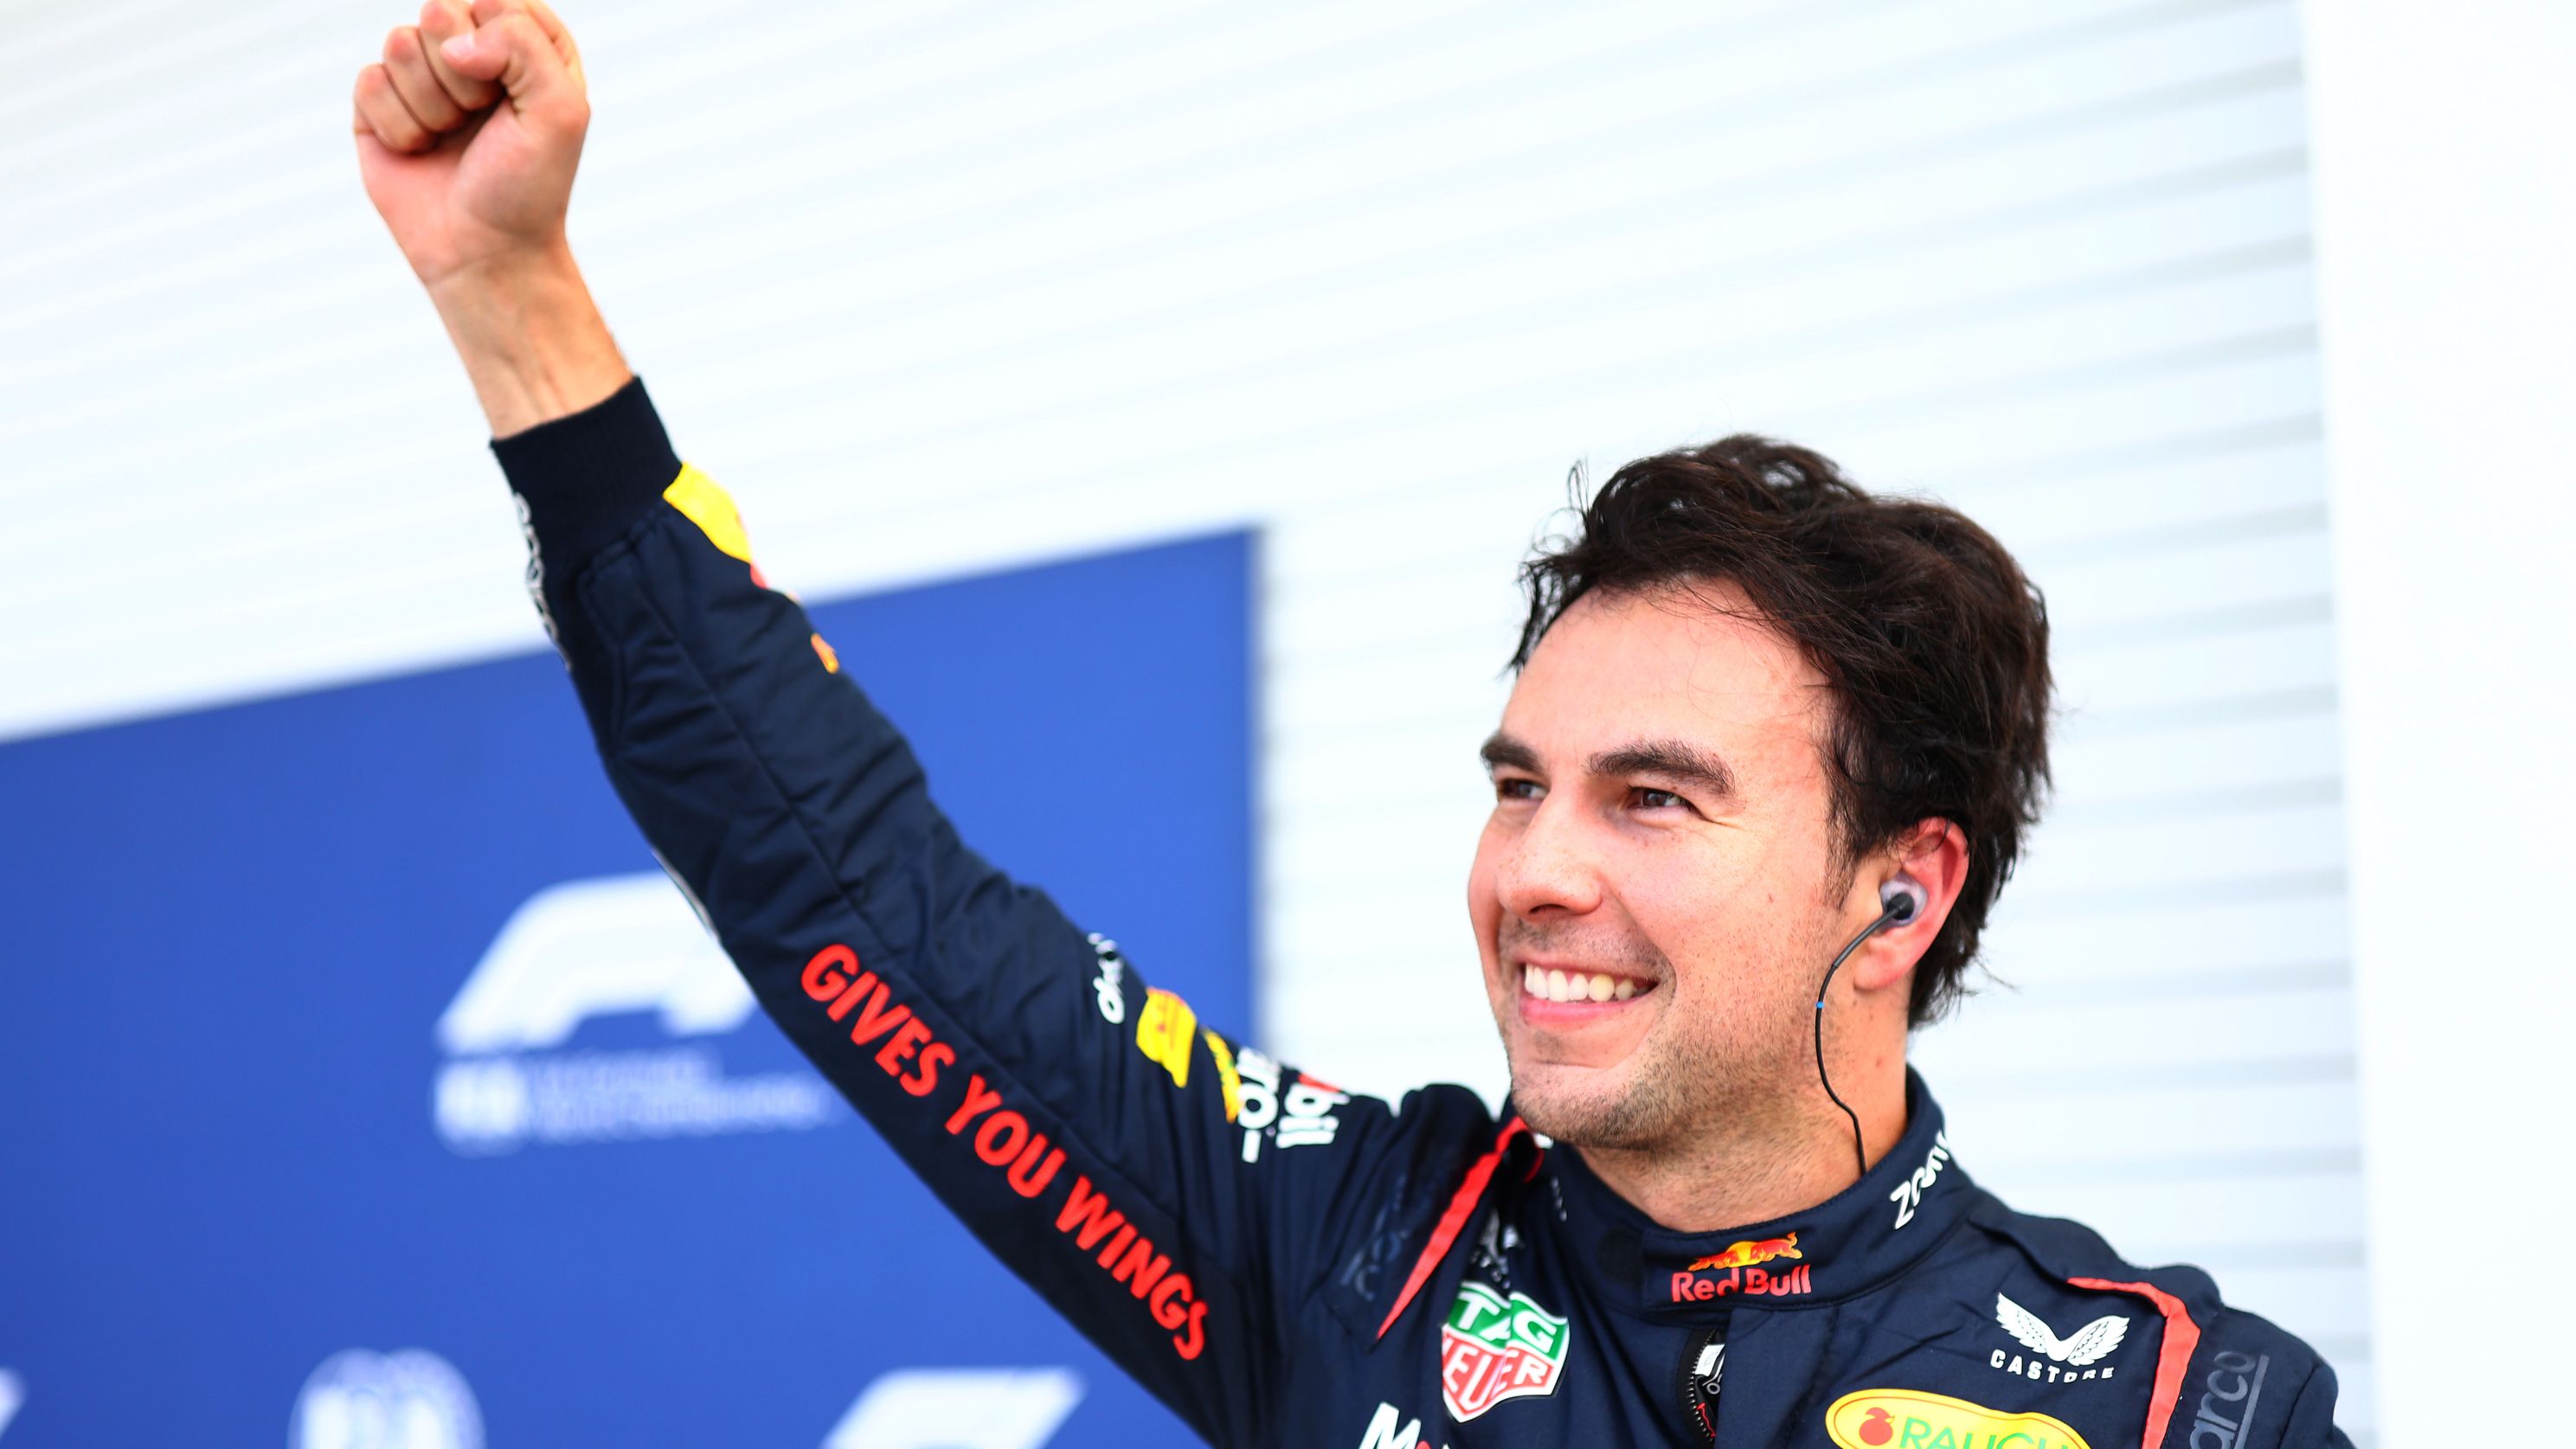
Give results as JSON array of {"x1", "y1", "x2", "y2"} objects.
[
  {"x1": 3, "y1": 0, "x2": 2379, "y2": 1439},
  {"x1": 2303, "y1": 3, "x2": 2576, "y2": 1444}
]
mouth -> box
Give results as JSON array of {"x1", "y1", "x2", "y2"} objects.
[{"x1": 1513, "y1": 961, "x2": 1660, "y2": 1020}]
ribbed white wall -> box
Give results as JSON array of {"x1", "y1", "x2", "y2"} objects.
[{"x1": 0, "y1": 0, "x2": 2368, "y2": 1436}]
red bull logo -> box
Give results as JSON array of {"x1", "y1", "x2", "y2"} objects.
[
  {"x1": 1671, "y1": 1260, "x2": 1814, "y2": 1302},
  {"x1": 1685, "y1": 1232, "x2": 1800, "y2": 1274},
  {"x1": 1672, "y1": 1231, "x2": 1813, "y2": 1302}
]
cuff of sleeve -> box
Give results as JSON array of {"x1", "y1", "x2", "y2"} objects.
[{"x1": 491, "y1": 375, "x2": 683, "y2": 580}]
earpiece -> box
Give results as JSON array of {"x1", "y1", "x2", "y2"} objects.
[
  {"x1": 1815, "y1": 872, "x2": 1931, "y2": 1182},
  {"x1": 1878, "y1": 874, "x2": 1926, "y2": 926}
]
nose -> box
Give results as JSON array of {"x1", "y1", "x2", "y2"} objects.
[{"x1": 1493, "y1": 792, "x2": 1606, "y2": 921}]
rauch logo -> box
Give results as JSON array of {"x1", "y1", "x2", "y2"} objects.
[
  {"x1": 432, "y1": 869, "x2": 834, "y2": 1153},
  {"x1": 1823, "y1": 1388, "x2": 2091, "y2": 1449}
]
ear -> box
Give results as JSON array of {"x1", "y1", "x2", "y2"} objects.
[{"x1": 1849, "y1": 819, "x2": 1969, "y2": 994}]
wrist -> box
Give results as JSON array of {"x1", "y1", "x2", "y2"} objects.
[
  {"x1": 423, "y1": 234, "x2": 581, "y2": 311},
  {"x1": 427, "y1": 238, "x2": 633, "y2": 439}
]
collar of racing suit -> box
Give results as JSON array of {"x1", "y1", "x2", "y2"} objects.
[{"x1": 1523, "y1": 1068, "x2": 1975, "y2": 1318}]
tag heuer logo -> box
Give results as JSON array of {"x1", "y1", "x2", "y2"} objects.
[{"x1": 1439, "y1": 1280, "x2": 1571, "y2": 1420}]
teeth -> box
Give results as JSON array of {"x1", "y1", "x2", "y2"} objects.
[{"x1": 1519, "y1": 966, "x2": 1648, "y2": 1003}]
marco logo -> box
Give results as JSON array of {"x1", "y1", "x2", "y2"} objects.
[{"x1": 433, "y1": 869, "x2": 835, "y2": 1154}]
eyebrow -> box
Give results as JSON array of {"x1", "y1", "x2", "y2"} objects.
[
  {"x1": 1480, "y1": 732, "x2": 1738, "y2": 799},
  {"x1": 1479, "y1": 732, "x2": 1543, "y2": 775}
]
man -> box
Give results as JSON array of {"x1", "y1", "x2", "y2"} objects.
[{"x1": 353, "y1": 3, "x2": 2351, "y2": 1445}]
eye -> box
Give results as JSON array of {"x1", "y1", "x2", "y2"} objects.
[
  {"x1": 1630, "y1": 786, "x2": 1690, "y2": 812},
  {"x1": 1494, "y1": 775, "x2": 1543, "y2": 802}
]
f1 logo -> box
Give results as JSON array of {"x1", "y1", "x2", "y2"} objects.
[
  {"x1": 824, "y1": 1369, "x2": 1082, "y2": 1449},
  {"x1": 437, "y1": 869, "x2": 754, "y2": 1054}
]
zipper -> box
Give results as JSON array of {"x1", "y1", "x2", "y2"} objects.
[{"x1": 1674, "y1": 1317, "x2": 1729, "y2": 1446}]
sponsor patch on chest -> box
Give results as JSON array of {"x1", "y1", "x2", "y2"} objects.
[
  {"x1": 1438, "y1": 1280, "x2": 1571, "y2": 1420},
  {"x1": 1824, "y1": 1388, "x2": 2092, "y2": 1449}
]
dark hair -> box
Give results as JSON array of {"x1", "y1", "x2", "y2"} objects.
[{"x1": 1512, "y1": 436, "x2": 2052, "y2": 1027}]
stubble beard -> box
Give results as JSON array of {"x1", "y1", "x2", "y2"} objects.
[{"x1": 1497, "y1": 926, "x2": 1818, "y2": 1155}]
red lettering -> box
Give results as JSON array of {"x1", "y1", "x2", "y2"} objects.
[
  {"x1": 974, "y1": 1110, "x2": 1030, "y2": 1167},
  {"x1": 1748, "y1": 1267, "x2": 1771, "y2": 1294},
  {"x1": 1442, "y1": 1336, "x2": 1485, "y2": 1402},
  {"x1": 901, "y1": 1042, "x2": 952, "y2": 1098},
  {"x1": 1055, "y1": 1176, "x2": 1126, "y2": 1250},
  {"x1": 1109, "y1": 1236, "x2": 1170, "y2": 1298},
  {"x1": 1149, "y1": 1271, "x2": 1192, "y2": 1329},
  {"x1": 946, "y1": 1074, "x2": 1004, "y2": 1135},
  {"x1": 1671, "y1": 1272, "x2": 1708, "y2": 1302},
  {"x1": 1044, "y1": 1174, "x2": 1207, "y2": 1363},
  {"x1": 801, "y1": 945, "x2": 857, "y2": 1002},
  {"x1": 875, "y1": 1016, "x2": 933, "y2": 1078},
  {"x1": 846, "y1": 984, "x2": 912, "y2": 1046},
  {"x1": 827, "y1": 970, "x2": 882, "y2": 1022},
  {"x1": 1096, "y1": 1222, "x2": 1138, "y2": 1269},
  {"x1": 1005, "y1": 1138, "x2": 1064, "y2": 1198}
]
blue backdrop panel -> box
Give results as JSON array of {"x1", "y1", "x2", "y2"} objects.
[{"x1": 0, "y1": 529, "x2": 1255, "y2": 1447}]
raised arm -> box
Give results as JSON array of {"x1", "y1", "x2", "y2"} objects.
[
  {"x1": 353, "y1": 0, "x2": 627, "y2": 435},
  {"x1": 351, "y1": 8, "x2": 1493, "y2": 1440}
]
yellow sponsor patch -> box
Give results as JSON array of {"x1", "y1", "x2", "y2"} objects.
[
  {"x1": 1202, "y1": 1029, "x2": 1242, "y2": 1122},
  {"x1": 662, "y1": 463, "x2": 755, "y2": 563},
  {"x1": 1134, "y1": 988, "x2": 1197, "y2": 1089},
  {"x1": 810, "y1": 632, "x2": 840, "y2": 673},
  {"x1": 1824, "y1": 1388, "x2": 2091, "y2": 1449}
]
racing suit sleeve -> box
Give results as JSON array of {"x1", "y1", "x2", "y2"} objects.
[
  {"x1": 2271, "y1": 1357, "x2": 2356, "y2": 1448},
  {"x1": 491, "y1": 378, "x2": 1481, "y2": 1446}
]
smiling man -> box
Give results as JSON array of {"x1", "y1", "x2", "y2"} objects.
[{"x1": 355, "y1": 3, "x2": 2349, "y2": 1446}]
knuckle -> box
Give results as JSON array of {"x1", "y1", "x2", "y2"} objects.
[{"x1": 382, "y1": 26, "x2": 415, "y2": 62}]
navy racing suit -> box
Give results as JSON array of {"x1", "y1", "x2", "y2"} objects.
[{"x1": 492, "y1": 376, "x2": 2354, "y2": 1449}]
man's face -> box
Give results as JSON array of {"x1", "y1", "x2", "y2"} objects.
[{"x1": 1468, "y1": 582, "x2": 1855, "y2": 1151}]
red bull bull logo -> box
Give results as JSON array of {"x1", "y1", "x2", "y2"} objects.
[{"x1": 1684, "y1": 1232, "x2": 1800, "y2": 1274}]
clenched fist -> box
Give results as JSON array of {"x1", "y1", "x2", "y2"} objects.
[
  {"x1": 353, "y1": 0, "x2": 590, "y2": 291},
  {"x1": 354, "y1": 0, "x2": 627, "y2": 437}
]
